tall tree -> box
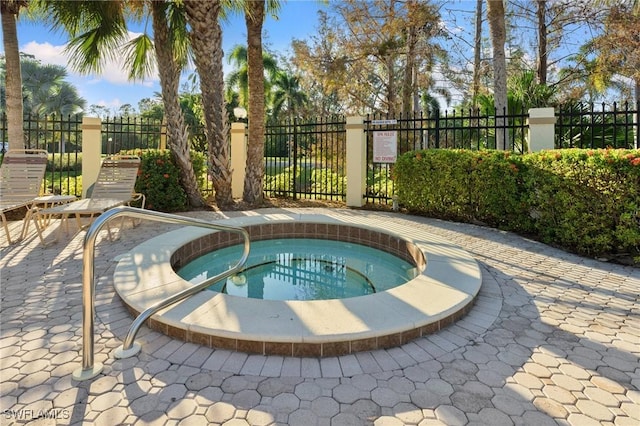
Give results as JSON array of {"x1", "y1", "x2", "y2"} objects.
[
  {"x1": 400, "y1": 0, "x2": 440, "y2": 114},
  {"x1": 1, "y1": 0, "x2": 27, "y2": 150},
  {"x1": 18, "y1": 58, "x2": 85, "y2": 116},
  {"x1": 535, "y1": 0, "x2": 547, "y2": 85},
  {"x1": 243, "y1": 0, "x2": 268, "y2": 204},
  {"x1": 149, "y1": 0, "x2": 204, "y2": 207},
  {"x1": 45, "y1": 0, "x2": 204, "y2": 207},
  {"x1": 589, "y1": 3, "x2": 640, "y2": 103},
  {"x1": 471, "y1": 0, "x2": 483, "y2": 108},
  {"x1": 291, "y1": 11, "x2": 345, "y2": 117},
  {"x1": 292, "y1": 0, "x2": 443, "y2": 115},
  {"x1": 270, "y1": 71, "x2": 308, "y2": 121},
  {"x1": 401, "y1": 0, "x2": 417, "y2": 114},
  {"x1": 487, "y1": 0, "x2": 508, "y2": 150},
  {"x1": 225, "y1": 44, "x2": 278, "y2": 108},
  {"x1": 184, "y1": 0, "x2": 232, "y2": 206}
]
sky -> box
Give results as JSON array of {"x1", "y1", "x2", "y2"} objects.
[
  {"x1": 2, "y1": 1, "x2": 608, "y2": 115},
  {"x1": 2, "y1": 1, "x2": 329, "y2": 115}
]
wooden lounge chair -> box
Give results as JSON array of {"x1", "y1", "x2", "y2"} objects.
[
  {"x1": 35, "y1": 155, "x2": 144, "y2": 244},
  {"x1": 0, "y1": 149, "x2": 48, "y2": 244}
]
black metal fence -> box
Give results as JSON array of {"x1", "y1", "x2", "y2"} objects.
[
  {"x1": 263, "y1": 116, "x2": 346, "y2": 200},
  {"x1": 1, "y1": 101, "x2": 637, "y2": 202},
  {"x1": 363, "y1": 108, "x2": 531, "y2": 203},
  {"x1": 0, "y1": 113, "x2": 84, "y2": 195},
  {"x1": 102, "y1": 116, "x2": 166, "y2": 154},
  {"x1": 556, "y1": 101, "x2": 639, "y2": 149}
]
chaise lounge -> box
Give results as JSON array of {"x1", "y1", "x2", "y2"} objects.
[
  {"x1": 34, "y1": 155, "x2": 144, "y2": 244},
  {"x1": 0, "y1": 149, "x2": 49, "y2": 244}
]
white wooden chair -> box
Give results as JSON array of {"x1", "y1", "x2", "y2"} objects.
[
  {"x1": 0, "y1": 149, "x2": 48, "y2": 244},
  {"x1": 35, "y1": 155, "x2": 144, "y2": 244}
]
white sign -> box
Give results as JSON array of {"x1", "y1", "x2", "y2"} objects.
[
  {"x1": 371, "y1": 119, "x2": 398, "y2": 125},
  {"x1": 373, "y1": 130, "x2": 397, "y2": 163}
]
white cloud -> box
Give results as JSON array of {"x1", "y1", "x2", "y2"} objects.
[
  {"x1": 95, "y1": 98, "x2": 124, "y2": 109},
  {"x1": 20, "y1": 31, "x2": 158, "y2": 86},
  {"x1": 21, "y1": 40, "x2": 68, "y2": 67}
]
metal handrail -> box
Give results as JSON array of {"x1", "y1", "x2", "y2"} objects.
[{"x1": 72, "y1": 206, "x2": 250, "y2": 381}]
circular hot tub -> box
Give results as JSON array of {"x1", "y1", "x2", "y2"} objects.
[{"x1": 114, "y1": 211, "x2": 482, "y2": 357}]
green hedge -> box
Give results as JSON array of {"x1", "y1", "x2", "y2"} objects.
[
  {"x1": 124, "y1": 149, "x2": 206, "y2": 212},
  {"x1": 394, "y1": 148, "x2": 640, "y2": 263},
  {"x1": 46, "y1": 153, "x2": 82, "y2": 172}
]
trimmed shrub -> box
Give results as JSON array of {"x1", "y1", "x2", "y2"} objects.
[
  {"x1": 394, "y1": 148, "x2": 640, "y2": 262},
  {"x1": 46, "y1": 153, "x2": 82, "y2": 172},
  {"x1": 522, "y1": 149, "x2": 640, "y2": 259},
  {"x1": 122, "y1": 149, "x2": 208, "y2": 212}
]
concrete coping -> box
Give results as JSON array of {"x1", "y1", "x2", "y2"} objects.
[{"x1": 113, "y1": 211, "x2": 482, "y2": 357}]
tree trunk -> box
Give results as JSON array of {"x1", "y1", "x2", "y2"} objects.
[
  {"x1": 243, "y1": 0, "x2": 266, "y2": 204},
  {"x1": 184, "y1": 0, "x2": 232, "y2": 206},
  {"x1": 1, "y1": 0, "x2": 25, "y2": 150},
  {"x1": 536, "y1": 0, "x2": 548, "y2": 85},
  {"x1": 151, "y1": 0, "x2": 204, "y2": 207},
  {"x1": 634, "y1": 78, "x2": 640, "y2": 149},
  {"x1": 401, "y1": 20, "x2": 416, "y2": 114},
  {"x1": 472, "y1": 0, "x2": 483, "y2": 108},
  {"x1": 487, "y1": 0, "x2": 508, "y2": 150}
]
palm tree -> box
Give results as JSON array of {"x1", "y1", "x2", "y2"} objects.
[
  {"x1": 225, "y1": 44, "x2": 279, "y2": 108},
  {"x1": 1, "y1": 0, "x2": 27, "y2": 150},
  {"x1": 39, "y1": 81, "x2": 85, "y2": 116},
  {"x1": 243, "y1": 0, "x2": 280, "y2": 204},
  {"x1": 148, "y1": 0, "x2": 203, "y2": 207},
  {"x1": 20, "y1": 59, "x2": 85, "y2": 116},
  {"x1": 487, "y1": 0, "x2": 508, "y2": 150},
  {"x1": 270, "y1": 71, "x2": 308, "y2": 121},
  {"x1": 184, "y1": 0, "x2": 232, "y2": 206},
  {"x1": 43, "y1": 0, "x2": 204, "y2": 207}
]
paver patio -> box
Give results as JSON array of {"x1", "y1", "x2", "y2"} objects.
[{"x1": 1, "y1": 208, "x2": 638, "y2": 425}]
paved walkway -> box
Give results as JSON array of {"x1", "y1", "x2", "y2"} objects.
[{"x1": 1, "y1": 208, "x2": 638, "y2": 425}]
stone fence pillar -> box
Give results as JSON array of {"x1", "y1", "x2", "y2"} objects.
[
  {"x1": 346, "y1": 116, "x2": 366, "y2": 207},
  {"x1": 81, "y1": 117, "x2": 102, "y2": 198},
  {"x1": 528, "y1": 108, "x2": 556, "y2": 152},
  {"x1": 230, "y1": 122, "x2": 247, "y2": 199}
]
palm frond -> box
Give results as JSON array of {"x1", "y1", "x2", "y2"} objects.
[
  {"x1": 123, "y1": 34, "x2": 156, "y2": 81},
  {"x1": 64, "y1": 26, "x2": 126, "y2": 74}
]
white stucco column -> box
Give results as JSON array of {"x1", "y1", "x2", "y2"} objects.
[
  {"x1": 346, "y1": 116, "x2": 366, "y2": 207},
  {"x1": 527, "y1": 108, "x2": 556, "y2": 152},
  {"x1": 231, "y1": 122, "x2": 247, "y2": 199},
  {"x1": 81, "y1": 117, "x2": 102, "y2": 198},
  {"x1": 159, "y1": 119, "x2": 167, "y2": 150}
]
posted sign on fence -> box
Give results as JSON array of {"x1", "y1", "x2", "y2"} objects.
[{"x1": 373, "y1": 130, "x2": 398, "y2": 163}]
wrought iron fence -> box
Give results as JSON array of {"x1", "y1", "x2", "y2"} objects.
[
  {"x1": 263, "y1": 116, "x2": 346, "y2": 200},
  {"x1": 363, "y1": 107, "x2": 530, "y2": 203},
  {"x1": 1, "y1": 101, "x2": 637, "y2": 202},
  {"x1": 0, "y1": 113, "x2": 84, "y2": 196},
  {"x1": 556, "y1": 101, "x2": 639, "y2": 149},
  {"x1": 102, "y1": 116, "x2": 166, "y2": 154}
]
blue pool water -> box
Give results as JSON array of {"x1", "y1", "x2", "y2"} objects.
[{"x1": 177, "y1": 238, "x2": 420, "y2": 301}]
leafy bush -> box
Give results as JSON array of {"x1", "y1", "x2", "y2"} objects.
[
  {"x1": 265, "y1": 165, "x2": 296, "y2": 196},
  {"x1": 124, "y1": 149, "x2": 187, "y2": 212},
  {"x1": 522, "y1": 149, "x2": 640, "y2": 259},
  {"x1": 367, "y1": 167, "x2": 395, "y2": 199},
  {"x1": 311, "y1": 167, "x2": 346, "y2": 194},
  {"x1": 45, "y1": 172, "x2": 82, "y2": 196},
  {"x1": 395, "y1": 148, "x2": 640, "y2": 262},
  {"x1": 46, "y1": 153, "x2": 82, "y2": 172},
  {"x1": 190, "y1": 150, "x2": 207, "y2": 190},
  {"x1": 121, "y1": 149, "x2": 208, "y2": 212}
]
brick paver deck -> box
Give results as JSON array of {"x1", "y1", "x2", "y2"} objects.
[{"x1": 1, "y1": 208, "x2": 638, "y2": 425}]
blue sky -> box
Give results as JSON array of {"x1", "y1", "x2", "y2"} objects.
[
  {"x1": 3, "y1": 1, "x2": 606, "y2": 114},
  {"x1": 3, "y1": 1, "x2": 328, "y2": 114}
]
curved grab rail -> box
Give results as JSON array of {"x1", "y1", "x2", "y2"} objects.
[{"x1": 73, "y1": 206, "x2": 250, "y2": 381}]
